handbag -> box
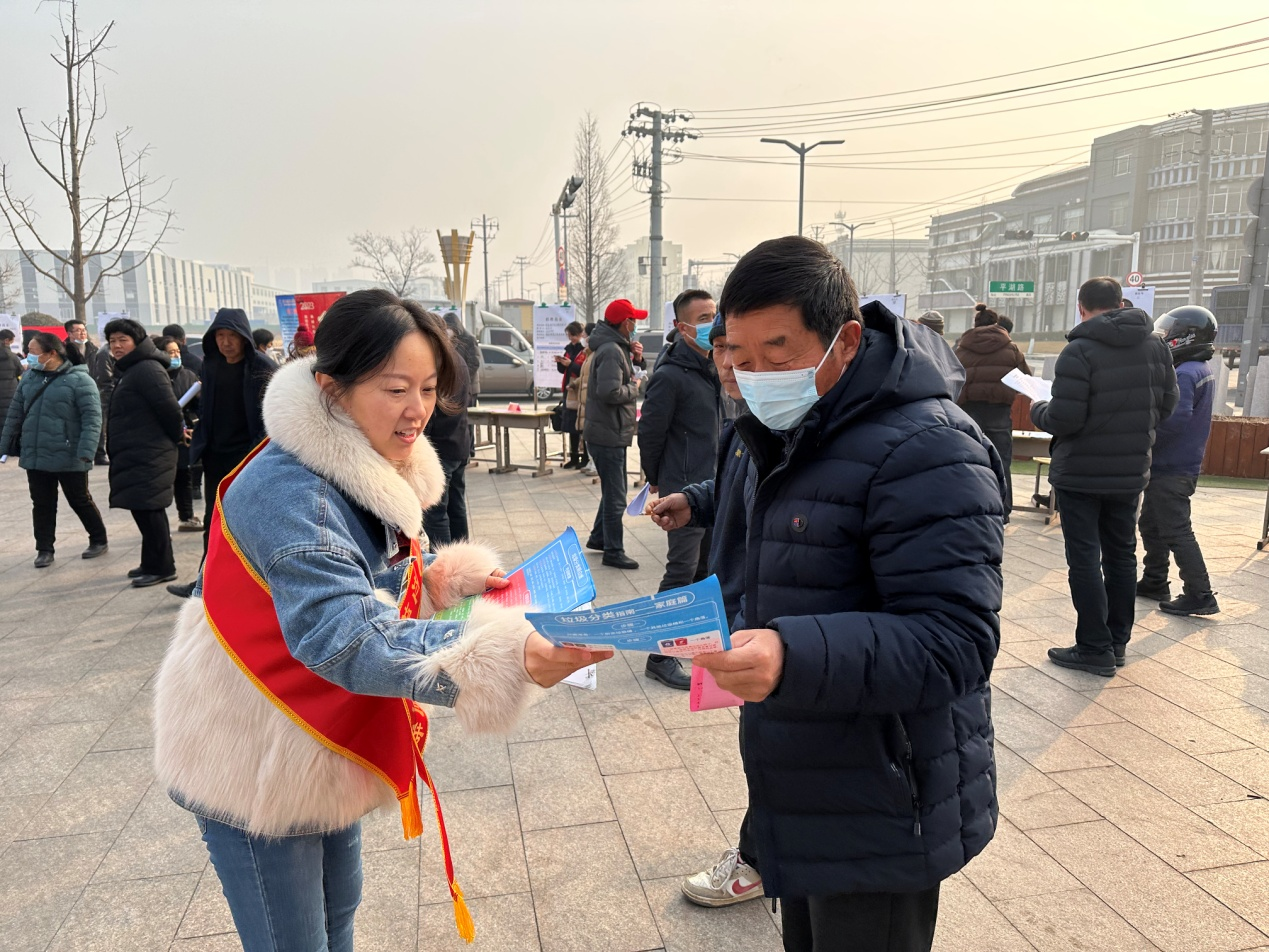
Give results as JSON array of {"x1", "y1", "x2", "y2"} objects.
[
  {"x1": 10, "y1": 373, "x2": 54, "y2": 459},
  {"x1": 550, "y1": 400, "x2": 566, "y2": 432}
]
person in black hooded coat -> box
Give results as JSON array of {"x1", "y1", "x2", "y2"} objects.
[{"x1": 104, "y1": 319, "x2": 185, "y2": 586}]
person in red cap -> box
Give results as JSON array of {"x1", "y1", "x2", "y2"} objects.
[
  {"x1": 582, "y1": 299, "x2": 646, "y2": 569},
  {"x1": 289, "y1": 327, "x2": 316, "y2": 360}
]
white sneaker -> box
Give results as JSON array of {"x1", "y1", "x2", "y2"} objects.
[
  {"x1": 178, "y1": 517, "x2": 202, "y2": 532},
  {"x1": 579, "y1": 465, "x2": 597, "y2": 477},
  {"x1": 681, "y1": 848, "x2": 763, "y2": 907}
]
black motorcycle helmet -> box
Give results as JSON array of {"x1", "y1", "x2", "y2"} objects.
[{"x1": 1154, "y1": 305, "x2": 1217, "y2": 364}]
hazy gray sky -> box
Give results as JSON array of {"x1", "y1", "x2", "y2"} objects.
[{"x1": 4, "y1": 0, "x2": 1268, "y2": 293}]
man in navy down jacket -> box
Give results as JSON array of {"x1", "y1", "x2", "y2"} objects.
[{"x1": 693, "y1": 236, "x2": 1004, "y2": 952}]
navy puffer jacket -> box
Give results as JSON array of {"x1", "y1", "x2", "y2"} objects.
[{"x1": 734, "y1": 301, "x2": 1003, "y2": 899}]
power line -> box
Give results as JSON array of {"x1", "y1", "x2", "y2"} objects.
[{"x1": 690, "y1": 16, "x2": 1269, "y2": 115}]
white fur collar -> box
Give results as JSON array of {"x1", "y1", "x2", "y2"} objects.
[{"x1": 261, "y1": 357, "x2": 445, "y2": 538}]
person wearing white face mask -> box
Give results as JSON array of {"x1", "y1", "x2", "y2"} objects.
[
  {"x1": 687, "y1": 236, "x2": 1004, "y2": 952},
  {"x1": 636, "y1": 288, "x2": 720, "y2": 689}
]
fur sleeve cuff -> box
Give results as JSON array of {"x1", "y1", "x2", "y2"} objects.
[
  {"x1": 425, "y1": 541, "x2": 502, "y2": 612},
  {"x1": 411, "y1": 598, "x2": 541, "y2": 733}
]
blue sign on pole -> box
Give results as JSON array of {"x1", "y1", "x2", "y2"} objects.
[{"x1": 276, "y1": 295, "x2": 298, "y2": 345}]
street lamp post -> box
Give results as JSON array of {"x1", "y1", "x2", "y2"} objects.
[
  {"x1": 761, "y1": 138, "x2": 845, "y2": 236},
  {"x1": 828, "y1": 220, "x2": 876, "y2": 275}
]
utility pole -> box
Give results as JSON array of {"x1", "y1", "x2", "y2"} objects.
[
  {"x1": 1240, "y1": 146, "x2": 1269, "y2": 405},
  {"x1": 889, "y1": 220, "x2": 898, "y2": 294},
  {"x1": 830, "y1": 219, "x2": 875, "y2": 275},
  {"x1": 761, "y1": 138, "x2": 845, "y2": 236},
  {"x1": 1188, "y1": 109, "x2": 1215, "y2": 306},
  {"x1": 551, "y1": 177, "x2": 584, "y2": 303},
  {"x1": 625, "y1": 104, "x2": 698, "y2": 330},
  {"x1": 513, "y1": 256, "x2": 530, "y2": 298},
  {"x1": 472, "y1": 215, "x2": 499, "y2": 311}
]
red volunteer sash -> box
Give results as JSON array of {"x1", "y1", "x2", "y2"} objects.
[{"x1": 201, "y1": 440, "x2": 474, "y2": 942}]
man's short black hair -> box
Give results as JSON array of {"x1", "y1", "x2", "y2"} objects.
[
  {"x1": 252, "y1": 328, "x2": 274, "y2": 348},
  {"x1": 63, "y1": 319, "x2": 85, "y2": 332},
  {"x1": 584, "y1": 322, "x2": 597, "y2": 336},
  {"x1": 673, "y1": 289, "x2": 713, "y2": 322},
  {"x1": 163, "y1": 324, "x2": 186, "y2": 341},
  {"x1": 1078, "y1": 277, "x2": 1123, "y2": 314},
  {"x1": 720, "y1": 236, "x2": 859, "y2": 347}
]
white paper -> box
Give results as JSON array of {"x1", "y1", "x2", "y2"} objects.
[
  {"x1": 177, "y1": 381, "x2": 202, "y2": 408},
  {"x1": 625, "y1": 483, "x2": 651, "y2": 517},
  {"x1": 562, "y1": 665, "x2": 597, "y2": 690},
  {"x1": 1001, "y1": 369, "x2": 1052, "y2": 403}
]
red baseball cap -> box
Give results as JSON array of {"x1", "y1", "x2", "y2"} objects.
[{"x1": 604, "y1": 299, "x2": 648, "y2": 324}]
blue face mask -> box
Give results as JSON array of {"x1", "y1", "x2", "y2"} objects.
[
  {"x1": 694, "y1": 322, "x2": 714, "y2": 350},
  {"x1": 25, "y1": 353, "x2": 41, "y2": 369},
  {"x1": 169, "y1": 356, "x2": 182, "y2": 369},
  {"x1": 733, "y1": 326, "x2": 844, "y2": 431}
]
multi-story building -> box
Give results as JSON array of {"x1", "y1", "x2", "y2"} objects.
[
  {"x1": 614, "y1": 237, "x2": 683, "y2": 318},
  {"x1": 924, "y1": 101, "x2": 1269, "y2": 334},
  {"x1": 824, "y1": 235, "x2": 930, "y2": 303},
  {"x1": 0, "y1": 248, "x2": 255, "y2": 331}
]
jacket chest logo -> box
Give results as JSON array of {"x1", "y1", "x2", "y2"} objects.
[{"x1": 791, "y1": 514, "x2": 808, "y2": 533}]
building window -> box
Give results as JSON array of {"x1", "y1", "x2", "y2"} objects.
[
  {"x1": 1161, "y1": 141, "x2": 1184, "y2": 166},
  {"x1": 1031, "y1": 213, "x2": 1053, "y2": 234},
  {"x1": 1061, "y1": 208, "x2": 1085, "y2": 232},
  {"x1": 1113, "y1": 153, "x2": 1131, "y2": 176},
  {"x1": 1108, "y1": 201, "x2": 1129, "y2": 229}
]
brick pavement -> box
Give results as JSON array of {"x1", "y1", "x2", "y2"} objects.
[{"x1": 3, "y1": 428, "x2": 1269, "y2": 951}]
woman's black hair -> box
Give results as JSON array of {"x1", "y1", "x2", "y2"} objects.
[
  {"x1": 103, "y1": 317, "x2": 147, "y2": 345},
  {"x1": 973, "y1": 303, "x2": 1000, "y2": 327},
  {"x1": 156, "y1": 335, "x2": 179, "y2": 352},
  {"x1": 28, "y1": 331, "x2": 83, "y2": 366},
  {"x1": 312, "y1": 289, "x2": 459, "y2": 413}
]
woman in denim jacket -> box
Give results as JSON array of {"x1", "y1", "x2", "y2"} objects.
[{"x1": 154, "y1": 290, "x2": 607, "y2": 951}]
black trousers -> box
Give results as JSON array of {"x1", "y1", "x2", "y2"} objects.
[
  {"x1": 587, "y1": 443, "x2": 627, "y2": 556},
  {"x1": 423, "y1": 456, "x2": 470, "y2": 547},
  {"x1": 781, "y1": 885, "x2": 940, "y2": 952},
  {"x1": 963, "y1": 402, "x2": 1014, "y2": 516},
  {"x1": 1139, "y1": 474, "x2": 1211, "y2": 595},
  {"x1": 27, "y1": 469, "x2": 108, "y2": 554},
  {"x1": 1056, "y1": 489, "x2": 1140, "y2": 657},
  {"x1": 659, "y1": 525, "x2": 711, "y2": 593},
  {"x1": 131, "y1": 508, "x2": 175, "y2": 576},
  {"x1": 201, "y1": 450, "x2": 247, "y2": 558},
  {"x1": 174, "y1": 465, "x2": 194, "y2": 521}
]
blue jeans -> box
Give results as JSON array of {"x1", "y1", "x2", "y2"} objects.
[
  {"x1": 586, "y1": 443, "x2": 627, "y2": 556},
  {"x1": 197, "y1": 815, "x2": 363, "y2": 952}
]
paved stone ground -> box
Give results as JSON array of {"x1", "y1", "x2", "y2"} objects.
[{"x1": 3, "y1": 427, "x2": 1269, "y2": 952}]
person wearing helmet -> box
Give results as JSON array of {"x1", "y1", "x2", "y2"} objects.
[{"x1": 1137, "y1": 305, "x2": 1220, "y2": 616}]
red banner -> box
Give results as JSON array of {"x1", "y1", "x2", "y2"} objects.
[{"x1": 293, "y1": 292, "x2": 346, "y2": 334}]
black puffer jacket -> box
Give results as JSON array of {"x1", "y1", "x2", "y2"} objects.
[
  {"x1": 168, "y1": 362, "x2": 200, "y2": 470},
  {"x1": 0, "y1": 349, "x2": 21, "y2": 428},
  {"x1": 637, "y1": 339, "x2": 719, "y2": 494},
  {"x1": 423, "y1": 356, "x2": 471, "y2": 462},
  {"x1": 190, "y1": 308, "x2": 275, "y2": 465},
  {"x1": 1030, "y1": 308, "x2": 1178, "y2": 494},
  {"x1": 108, "y1": 338, "x2": 185, "y2": 510},
  {"x1": 582, "y1": 320, "x2": 639, "y2": 448},
  {"x1": 734, "y1": 302, "x2": 1003, "y2": 899}
]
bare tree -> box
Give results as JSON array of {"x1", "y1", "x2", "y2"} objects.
[
  {"x1": 0, "y1": 1, "x2": 172, "y2": 325},
  {"x1": 568, "y1": 113, "x2": 625, "y2": 322},
  {"x1": 0, "y1": 258, "x2": 19, "y2": 313},
  {"x1": 348, "y1": 227, "x2": 436, "y2": 297}
]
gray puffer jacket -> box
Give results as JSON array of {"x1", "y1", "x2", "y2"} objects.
[
  {"x1": 582, "y1": 320, "x2": 640, "y2": 448},
  {"x1": 0, "y1": 361, "x2": 102, "y2": 472}
]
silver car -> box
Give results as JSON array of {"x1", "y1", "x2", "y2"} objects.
[{"x1": 477, "y1": 344, "x2": 534, "y2": 397}]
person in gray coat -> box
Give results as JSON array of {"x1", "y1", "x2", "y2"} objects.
[
  {"x1": 583, "y1": 299, "x2": 646, "y2": 570},
  {"x1": 637, "y1": 289, "x2": 720, "y2": 688},
  {"x1": 0, "y1": 332, "x2": 107, "y2": 568}
]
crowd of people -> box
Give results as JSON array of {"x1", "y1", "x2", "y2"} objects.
[{"x1": 0, "y1": 235, "x2": 1235, "y2": 951}]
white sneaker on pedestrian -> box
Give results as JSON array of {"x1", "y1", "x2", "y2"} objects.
[
  {"x1": 178, "y1": 516, "x2": 202, "y2": 532},
  {"x1": 681, "y1": 848, "x2": 763, "y2": 907},
  {"x1": 579, "y1": 465, "x2": 597, "y2": 477}
]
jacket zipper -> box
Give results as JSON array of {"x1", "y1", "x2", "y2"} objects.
[{"x1": 895, "y1": 717, "x2": 922, "y2": 836}]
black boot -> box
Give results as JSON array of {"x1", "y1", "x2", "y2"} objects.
[{"x1": 1136, "y1": 578, "x2": 1171, "y2": 601}]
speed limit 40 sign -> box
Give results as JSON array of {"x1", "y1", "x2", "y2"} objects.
[{"x1": 1126, "y1": 271, "x2": 1145, "y2": 287}]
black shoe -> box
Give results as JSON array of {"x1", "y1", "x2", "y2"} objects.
[
  {"x1": 131, "y1": 572, "x2": 178, "y2": 588},
  {"x1": 1160, "y1": 592, "x2": 1220, "y2": 616},
  {"x1": 81, "y1": 542, "x2": 108, "y2": 560},
  {"x1": 1047, "y1": 645, "x2": 1116, "y2": 677},
  {"x1": 1136, "y1": 579, "x2": 1171, "y2": 601},
  {"x1": 192, "y1": 487, "x2": 203, "y2": 501},
  {"x1": 645, "y1": 654, "x2": 691, "y2": 690},
  {"x1": 602, "y1": 553, "x2": 639, "y2": 570},
  {"x1": 34, "y1": 551, "x2": 54, "y2": 569},
  {"x1": 166, "y1": 580, "x2": 197, "y2": 599},
  {"x1": 94, "y1": 453, "x2": 109, "y2": 466},
  {"x1": 586, "y1": 539, "x2": 604, "y2": 552},
  {"x1": 562, "y1": 460, "x2": 578, "y2": 470},
  {"x1": 127, "y1": 567, "x2": 146, "y2": 579},
  {"x1": 1113, "y1": 644, "x2": 1127, "y2": 667}
]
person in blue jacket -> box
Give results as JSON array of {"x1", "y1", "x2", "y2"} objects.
[
  {"x1": 691, "y1": 237, "x2": 1004, "y2": 952},
  {"x1": 1137, "y1": 305, "x2": 1220, "y2": 616}
]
